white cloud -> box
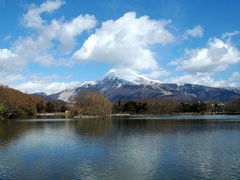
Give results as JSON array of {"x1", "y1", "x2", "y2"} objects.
[
  {"x1": 229, "y1": 72, "x2": 240, "y2": 82},
  {"x1": 222, "y1": 31, "x2": 240, "y2": 43},
  {"x1": 7, "y1": 74, "x2": 82, "y2": 94},
  {"x1": 13, "y1": 14, "x2": 96, "y2": 66},
  {"x1": 166, "y1": 71, "x2": 240, "y2": 87},
  {"x1": 0, "y1": 48, "x2": 25, "y2": 72},
  {"x1": 0, "y1": 73, "x2": 25, "y2": 85},
  {"x1": 143, "y1": 69, "x2": 170, "y2": 79},
  {"x1": 22, "y1": 0, "x2": 65, "y2": 29},
  {"x1": 222, "y1": 31, "x2": 240, "y2": 39},
  {"x1": 171, "y1": 38, "x2": 240, "y2": 72},
  {"x1": 29, "y1": 74, "x2": 59, "y2": 82},
  {"x1": 21, "y1": 0, "x2": 97, "y2": 53},
  {"x1": 15, "y1": 79, "x2": 81, "y2": 94},
  {"x1": 183, "y1": 25, "x2": 203, "y2": 39},
  {"x1": 166, "y1": 73, "x2": 220, "y2": 86},
  {"x1": 73, "y1": 12, "x2": 174, "y2": 72},
  {"x1": 49, "y1": 15, "x2": 97, "y2": 53},
  {"x1": 6, "y1": 0, "x2": 97, "y2": 69}
]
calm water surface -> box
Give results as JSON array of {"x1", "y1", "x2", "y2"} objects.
[{"x1": 0, "y1": 115, "x2": 240, "y2": 180}]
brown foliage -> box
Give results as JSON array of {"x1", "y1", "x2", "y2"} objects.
[
  {"x1": 0, "y1": 86, "x2": 36, "y2": 118},
  {"x1": 70, "y1": 89, "x2": 112, "y2": 116},
  {"x1": 143, "y1": 98, "x2": 181, "y2": 114},
  {"x1": 0, "y1": 86, "x2": 67, "y2": 119}
]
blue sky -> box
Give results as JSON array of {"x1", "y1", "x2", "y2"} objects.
[{"x1": 0, "y1": 0, "x2": 240, "y2": 94}]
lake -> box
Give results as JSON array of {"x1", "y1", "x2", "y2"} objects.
[{"x1": 1, "y1": 115, "x2": 240, "y2": 180}]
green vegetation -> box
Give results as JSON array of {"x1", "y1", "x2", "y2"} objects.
[{"x1": 0, "y1": 104, "x2": 5, "y2": 118}]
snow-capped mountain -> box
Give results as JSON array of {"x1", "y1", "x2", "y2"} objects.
[
  {"x1": 47, "y1": 69, "x2": 240, "y2": 102},
  {"x1": 102, "y1": 69, "x2": 161, "y2": 85}
]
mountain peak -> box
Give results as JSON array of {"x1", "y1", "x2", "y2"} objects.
[{"x1": 102, "y1": 69, "x2": 161, "y2": 85}]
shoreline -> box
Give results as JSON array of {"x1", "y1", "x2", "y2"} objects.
[{"x1": 1, "y1": 112, "x2": 240, "y2": 121}]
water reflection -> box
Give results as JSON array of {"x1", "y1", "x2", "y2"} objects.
[
  {"x1": 72, "y1": 118, "x2": 112, "y2": 137},
  {"x1": 0, "y1": 116, "x2": 240, "y2": 179}
]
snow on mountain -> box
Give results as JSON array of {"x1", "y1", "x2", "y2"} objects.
[
  {"x1": 56, "y1": 81, "x2": 96, "y2": 101},
  {"x1": 223, "y1": 87, "x2": 240, "y2": 94},
  {"x1": 102, "y1": 69, "x2": 161, "y2": 85},
  {"x1": 57, "y1": 89, "x2": 76, "y2": 102}
]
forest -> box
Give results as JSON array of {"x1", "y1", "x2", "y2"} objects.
[
  {"x1": 0, "y1": 86, "x2": 67, "y2": 119},
  {"x1": 112, "y1": 99, "x2": 240, "y2": 115},
  {"x1": 0, "y1": 86, "x2": 240, "y2": 120}
]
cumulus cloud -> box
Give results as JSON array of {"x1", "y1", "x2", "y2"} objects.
[
  {"x1": 166, "y1": 73, "x2": 221, "y2": 86},
  {"x1": 14, "y1": 74, "x2": 82, "y2": 94},
  {"x1": 22, "y1": 0, "x2": 65, "y2": 29},
  {"x1": 73, "y1": 12, "x2": 174, "y2": 72},
  {"x1": 13, "y1": 13, "x2": 96, "y2": 66},
  {"x1": 15, "y1": 81, "x2": 81, "y2": 94},
  {"x1": 4, "y1": 0, "x2": 97, "y2": 70},
  {"x1": 183, "y1": 25, "x2": 203, "y2": 39},
  {"x1": 0, "y1": 48, "x2": 25, "y2": 72},
  {"x1": 166, "y1": 71, "x2": 240, "y2": 87},
  {"x1": 50, "y1": 15, "x2": 97, "y2": 53},
  {"x1": 171, "y1": 38, "x2": 240, "y2": 72}
]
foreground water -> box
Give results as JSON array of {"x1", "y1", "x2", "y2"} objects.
[{"x1": 0, "y1": 115, "x2": 240, "y2": 180}]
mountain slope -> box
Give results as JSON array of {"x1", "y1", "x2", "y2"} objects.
[{"x1": 48, "y1": 69, "x2": 240, "y2": 102}]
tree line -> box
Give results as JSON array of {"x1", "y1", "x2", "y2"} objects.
[
  {"x1": 113, "y1": 99, "x2": 240, "y2": 114},
  {"x1": 68, "y1": 89, "x2": 240, "y2": 116},
  {"x1": 112, "y1": 99, "x2": 206, "y2": 114},
  {"x1": 1, "y1": 86, "x2": 240, "y2": 119},
  {"x1": 0, "y1": 86, "x2": 67, "y2": 119},
  {"x1": 112, "y1": 99, "x2": 240, "y2": 114}
]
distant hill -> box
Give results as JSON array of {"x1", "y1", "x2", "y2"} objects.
[{"x1": 32, "y1": 92, "x2": 48, "y2": 98}]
